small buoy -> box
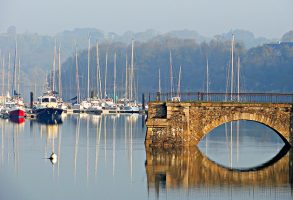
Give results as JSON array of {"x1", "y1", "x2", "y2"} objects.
[{"x1": 49, "y1": 152, "x2": 58, "y2": 164}]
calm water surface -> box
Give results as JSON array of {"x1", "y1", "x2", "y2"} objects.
[{"x1": 0, "y1": 114, "x2": 291, "y2": 200}]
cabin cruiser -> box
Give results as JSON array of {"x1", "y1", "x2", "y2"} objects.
[
  {"x1": 100, "y1": 97, "x2": 119, "y2": 114},
  {"x1": 85, "y1": 99, "x2": 103, "y2": 115},
  {"x1": 33, "y1": 91, "x2": 63, "y2": 120},
  {"x1": 72, "y1": 100, "x2": 91, "y2": 113},
  {"x1": 117, "y1": 98, "x2": 140, "y2": 113}
]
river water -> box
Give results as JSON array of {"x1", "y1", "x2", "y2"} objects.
[{"x1": 0, "y1": 114, "x2": 291, "y2": 200}]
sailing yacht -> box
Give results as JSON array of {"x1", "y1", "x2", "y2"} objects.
[
  {"x1": 171, "y1": 66, "x2": 182, "y2": 102},
  {"x1": 85, "y1": 98, "x2": 103, "y2": 115},
  {"x1": 70, "y1": 41, "x2": 91, "y2": 113},
  {"x1": 118, "y1": 40, "x2": 142, "y2": 113},
  {"x1": 3, "y1": 38, "x2": 26, "y2": 119}
]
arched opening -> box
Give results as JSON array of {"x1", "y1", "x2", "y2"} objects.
[{"x1": 198, "y1": 120, "x2": 290, "y2": 170}]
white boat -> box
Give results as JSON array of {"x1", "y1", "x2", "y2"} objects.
[
  {"x1": 85, "y1": 99, "x2": 103, "y2": 115},
  {"x1": 57, "y1": 97, "x2": 69, "y2": 112},
  {"x1": 72, "y1": 103, "x2": 84, "y2": 113},
  {"x1": 118, "y1": 99, "x2": 140, "y2": 113}
]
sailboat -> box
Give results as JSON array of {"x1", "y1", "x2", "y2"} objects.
[
  {"x1": 118, "y1": 40, "x2": 141, "y2": 113},
  {"x1": 4, "y1": 39, "x2": 25, "y2": 119},
  {"x1": 85, "y1": 41, "x2": 103, "y2": 115},
  {"x1": 102, "y1": 52, "x2": 119, "y2": 114},
  {"x1": 55, "y1": 42, "x2": 68, "y2": 112},
  {"x1": 169, "y1": 50, "x2": 181, "y2": 102},
  {"x1": 171, "y1": 66, "x2": 181, "y2": 102},
  {"x1": 72, "y1": 42, "x2": 87, "y2": 113}
]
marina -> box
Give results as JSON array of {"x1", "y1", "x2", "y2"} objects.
[{"x1": 0, "y1": 2, "x2": 292, "y2": 198}]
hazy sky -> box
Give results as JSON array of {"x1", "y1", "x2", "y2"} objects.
[{"x1": 1, "y1": 0, "x2": 292, "y2": 38}]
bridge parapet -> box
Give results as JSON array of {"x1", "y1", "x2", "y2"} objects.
[{"x1": 148, "y1": 92, "x2": 293, "y2": 104}]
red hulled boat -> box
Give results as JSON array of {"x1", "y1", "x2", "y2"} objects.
[
  {"x1": 9, "y1": 107, "x2": 25, "y2": 118},
  {"x1": 3, "y1": 97, "x2": 26, "y2": 118}
]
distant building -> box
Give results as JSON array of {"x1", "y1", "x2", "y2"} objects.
[
  {"x1": 264, "y1": 41, "x2": 293, "y2": 56},
  {"x1": 264, "y1": 41, "x2": 293, "y2": 49}
]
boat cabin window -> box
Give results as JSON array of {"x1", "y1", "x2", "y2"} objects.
[
  {"x1": 41, "y1": 97, "x2": 56, "y2": 103},
  {"x1": 42, "y1": 98, "x2": 50, "y2": 102},
  {"x1": 50, "y1": 98, "x2": 57, "y2": 102}
]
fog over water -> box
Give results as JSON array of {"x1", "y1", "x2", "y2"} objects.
[{"x1": 0, "y1": 0, "x2": 292, "y2": 38}]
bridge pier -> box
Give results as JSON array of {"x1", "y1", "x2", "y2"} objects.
[{"x1": 145, "y1": 102, "x2": 293, "y2": 147}]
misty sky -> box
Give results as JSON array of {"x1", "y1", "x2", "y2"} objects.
[{"x1": 0, "y1": 0, "x2": 292, "y2": 38}]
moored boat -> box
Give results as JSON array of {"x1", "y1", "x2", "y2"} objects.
[
  {"x1": 9, "y1": 97, "x2": 26, "y2": 118},
  {"x1": 86, "y1": 99, "x2": 103, "y2": 115},
  {"x1": 33, "y1": 91, "x2": 63, "y2": 120},
  {"x1": 1, "y1": 97, "x2": 26, "y2": 119}
]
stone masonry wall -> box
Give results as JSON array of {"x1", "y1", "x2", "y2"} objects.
[{"x1": 146, "y1": 101, "x2": 293, "y2": 147}]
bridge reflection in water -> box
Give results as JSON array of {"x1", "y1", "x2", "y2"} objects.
[{"x1": 145, "y1": 147, "x2": 293, "y2": 198}]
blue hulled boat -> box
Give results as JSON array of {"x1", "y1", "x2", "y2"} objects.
[{"x1": 33, "y1": 91, "x2": 63, "y2": 120}]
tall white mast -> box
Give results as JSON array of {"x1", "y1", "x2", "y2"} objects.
[
  {"x1": 87, "y1": 34, "x2": 91, "y2": 99},
  {"x1": 125, "y1": 53, "x2": 128, "y2": 99},
  {"x1": 17, "y1": 58, "x2": 20, "y2": 94},
  {"x1": 52, "y1": 39, "x2": 56, "y2": 91},
  {"x1": 169, "y1": 50, "x2": 174, "y2": 97},
  {"x1": 230, "y1": 34, "x2": 235, "y2": 100},
  {"x1": 1, "y1": 54, "x2": 4, "y2": 96},
  {"x1": 104, "y1": 50, "x2": 108, "y2": 98},
  {"x1": 75, "y1": 42, "x2": 80, "y2": 103},
  {"x1": 12, "y1": 38, "x2": 17, "y2": 95},
  {"x1": 130, "y1": 40, "x2": 134, "y2": 100},
  {"x1": 113, "y1": 52, "x2": 117, "y2": 103},
  {"x1": 237, "y1": 55, "x2": 240, "y2": 101},
  {"x1": 96, "y1": 41, "x2": 102, "y2": 99},
  {"x1": 158, "y1": 68, "x2": 161, "y2": 94},
  {"x1": 206, "y1": 57, "x2": 209, "y2": 100},
  {"x1": 7, "y1": 53, "x2": 10, "y2": 95},
  {"x1": 177, "y1": 66, "x2": 182, "y2": 97},
  {"x1": 58, "y1": 43, "x2": 62, "y2": 96}
]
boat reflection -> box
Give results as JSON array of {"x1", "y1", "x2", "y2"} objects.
[
  {"x1": 9, "y1": 117, "x2": 25, "y2": 124},
  {"x1": 36, "y1": 117, "x2": 63, "y2": 125},
  {"x1": 145, "y1": 147, "x2": 292, "y2": 195}
]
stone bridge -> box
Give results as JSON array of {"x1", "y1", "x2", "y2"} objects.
[{"x1": 145, "y1": 102, "x2": 293, "y2": 147}]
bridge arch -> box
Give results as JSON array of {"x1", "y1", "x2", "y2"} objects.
[{"x1": 200, "y1": 112, "x2": 291, "y2": 146}]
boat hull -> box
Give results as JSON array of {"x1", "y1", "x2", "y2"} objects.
[
  {"x1": 118, "y1": 110, "x2": 140, "y2": 114},
  {"x1": 9, "y1": 109, "x2": 25, "y2": 118},
  {"x1": 85, "y1": 109, "x2": 103, "y2": 115},
  {"x1": 118, "y1": 106, "x2": 140, "y2": 114},
  {"x1": 34, "y1": 108, "x2": 63, "y2": 120}
]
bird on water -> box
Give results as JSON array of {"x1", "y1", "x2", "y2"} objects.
[{"x1": 48, "y1": 152, "x2": 58, "y2": 164}]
